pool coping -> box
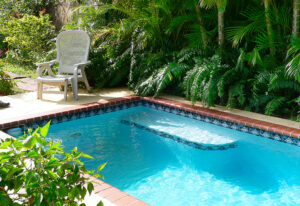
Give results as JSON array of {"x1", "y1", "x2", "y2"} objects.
[
  {"x1": 1, "y1": 95, "x2": 300, "y2": 205},
  {"x1": 2, "y1": 95, "x2": 299, "y2": 140}
]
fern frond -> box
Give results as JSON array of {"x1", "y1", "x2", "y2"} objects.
[
  {"x1": 165, "y1": 14, "x2": 196, "y2": 35},
  {"x1": 135, "y1": 62, "x2": 188, "y2": 97},
  {"x1": 154, "y1": 62, "x2": 189, "y2": 97},
  {"x1": 227, "y1": 82, "x2": 245, "y2": 108},
  {"x1": 265, "y1": 97, "x2": 286, "y2": 115}
]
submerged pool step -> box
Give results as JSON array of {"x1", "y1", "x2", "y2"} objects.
[{"x1": 121, "y1": 119, "x2": 237, "y2": 150}]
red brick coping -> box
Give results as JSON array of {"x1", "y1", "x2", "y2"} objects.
[
  {"x1": 1, "y1": 95, "x2": 300, "y2": 205},
  {"x1": 86, "y1": 175, "x2": 149, "y2": 206}
]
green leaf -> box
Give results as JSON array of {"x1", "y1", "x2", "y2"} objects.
[
  {"x1": 87, "y1": 182, "x2": 94, "y2": 195},
  {"x1": 30, "y1": 173, "x2": 41, "y2": 184},
  {"x1": 23, "y1": 135, "x2": 37, "y2": 148},
  {"x1": 55, "y1": 202, "x2": 62, "y2": 206},
  {"x1": 39, "y1": 121, "x2": 51, "y2": 138},
  {"x1": 70, "y1": 187, "x2": 79, "y2": 200},
  {"x1": 74, "y1": 164, "x2": 79, "y2": 174},
  {"x1": 47, "y1": 170, "x2": 57, "y2": 179},
  {"x1": 46, "y1": 159, "x2": 60, "y2": 168},
  {"x1": 35, "y1": 193, "x2": 43, "y2": 206},
  {"x1": 5, "y1": 168, "x2": 21, "y2": 180},
  {"x1": 96, "y1": 201, "x2": 104, "y2": 206},
  {"x1": 28, "y1": 182, "x2": 40, "y2": 188},
  {"x1": 27, "y1": 151, "x2": 39, "y2": 158},
  {"x1": 58, "y1": 184, "x2": 68, "y2": 198},
  {"x1": 51, "y1": 141, "x2": 61, "y2": 149},
  {"x1": 97, "y1": 162, "x2": 107, "y2": 173},
  {"x1": 0, "y1": 154, "x2": 11, "y2": 163},
  {"x1": 81, "y1": 153, "x2": 93, "y2": 159}
]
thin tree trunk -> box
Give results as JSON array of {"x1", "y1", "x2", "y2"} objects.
[
  {"x1": 264, "y1": 0, "x2": 275, "y2": 56},
  {"x1": 292, "y1": 0, "x2": 299, "y2": 38},
  {"x1": 218, "y1": 10, "x2": 224, "y2": 50},
  {"x1": 195, "y1": 4, "x2": 208, "y2": 49}
]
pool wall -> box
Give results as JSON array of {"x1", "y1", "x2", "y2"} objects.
[{"x1": 1, "y1": 95, "x2": 300, "y2": 205}]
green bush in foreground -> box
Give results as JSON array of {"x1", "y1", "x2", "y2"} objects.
[{"x1": 0, "y1": 121, "x2": 105, "y2": 206}]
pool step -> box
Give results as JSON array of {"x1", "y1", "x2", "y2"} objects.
[{"x1": 121, "y1": 119, "x2": 237, "y2": 150}]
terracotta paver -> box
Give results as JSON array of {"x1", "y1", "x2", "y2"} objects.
[{"x1": 4, "y1": 71, "x2": 56, "y2": 92}]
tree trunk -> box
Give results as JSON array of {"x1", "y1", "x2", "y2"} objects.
[
  {"x1": 264, "y1": 0, "x2": 275, "y2": 56},
  {"x1": 48, "y1": 0, "x2": 80, "y2": 31},
  {"x1": 218, "y1": 10, "x2": 225, "y2": 51},
  {"x1": 195, "y1": 4, "x2": 208, "y2": 49},
  {"x1": 292, "y1": 0, "x2": 299, "y2": 38}
]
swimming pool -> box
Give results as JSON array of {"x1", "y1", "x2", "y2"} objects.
[{"x1": 6, "y1": 100, "x2": 300, "y2": 206}]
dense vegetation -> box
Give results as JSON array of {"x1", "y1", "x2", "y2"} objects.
[
  {"x1": 0, "y1": 122, "x2": 105, "y2": 206},
  {"x1": 73, "y1": 0, "x2": 300, "y2": 121},
  {"x1": 0, "y1": 0, "x2": 299, "y2": 121}
]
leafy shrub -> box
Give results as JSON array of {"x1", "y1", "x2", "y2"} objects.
[
  {"x1": 0, "y1": 122, "x2": 105, "y2": 205},
  {"x1": 184, "y1": 55, "x2": 229, "y2": 106},
  {"x1": 0, "y1": 62, "x2": 14, "y2": 95},
  {"x1": 0, "y1": 0, "x2": 56, "y2": 20},
  {"x1": 0, "y1": 33, "x2": 7, "y2": 58},
  {"x1": 0, "y1": 14, "x2": 55, "y2": 66}
]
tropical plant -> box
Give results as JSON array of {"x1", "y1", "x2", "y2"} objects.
[
  {"x1": 184, "y1": 55, "x2": 228, "y2": 106},
  {"x1": 67, "y1": 0, "x2": 300, "y2": 121},
  {"x1": 286, "y1": 38, "x2": 300, "y2": 82},
  {"x1": 0, "y1": 121, "x2": 105, "y2": 206}
]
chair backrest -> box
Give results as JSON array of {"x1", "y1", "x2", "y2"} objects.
[{"x1": 56, "y1": 30, "x2": 90, "y2": 74}]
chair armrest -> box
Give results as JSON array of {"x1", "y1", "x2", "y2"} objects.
[
  {"x1": 36, "y1": 60, "x2": 57, "y2": 77},
  {"x1": 73, "y1": 61, "x2": 91, "y2": 69},
  {"x1": 73, "y1": 61, "x2": 89, "y2": 78},
  {"x1": 36, "y1": 60, "x2": 58, "y2": 67}
]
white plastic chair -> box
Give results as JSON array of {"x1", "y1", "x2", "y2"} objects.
[{"x1": 36, "y1": 30, "x2": 91, "y2": 101}]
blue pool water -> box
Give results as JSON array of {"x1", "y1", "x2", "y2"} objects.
[{"x1": 8, "y1": 106, "x2": 300, "y2": 205}]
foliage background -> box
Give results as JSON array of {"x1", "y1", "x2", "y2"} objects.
[
  {"x1": 71, "y1": 0, "x2": 300, "y2": 121},
  {"x1": 0, "y1": 0, "x2": 299, "y2": 120}
]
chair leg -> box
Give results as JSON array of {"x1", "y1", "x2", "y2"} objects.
[
  {"x1": 71, "y1": 78, "x2": 78, "y2": 101},
  {"x1": 37, "y1": 82, "x2": 40, "y2": 99},
  {"x1": 82, "y1": 70, "x2": 91, "y2": 92},
  {"x1": 64, "y1": 80, "x2": 68, "y2": 101},
  {"x1": 59, "y1": 85, "x2": 64, "y2": 91},
  {"x1": 37, "y1": 82, "x2": 43, "y2": 100}
]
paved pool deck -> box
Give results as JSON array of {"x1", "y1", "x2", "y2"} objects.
[
  {"x1": 0, "y1": 88, "x2": 133, "y2": 124},
  {"x1": 0, "y1": 88, "x2": 299, "y2": 129}
]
